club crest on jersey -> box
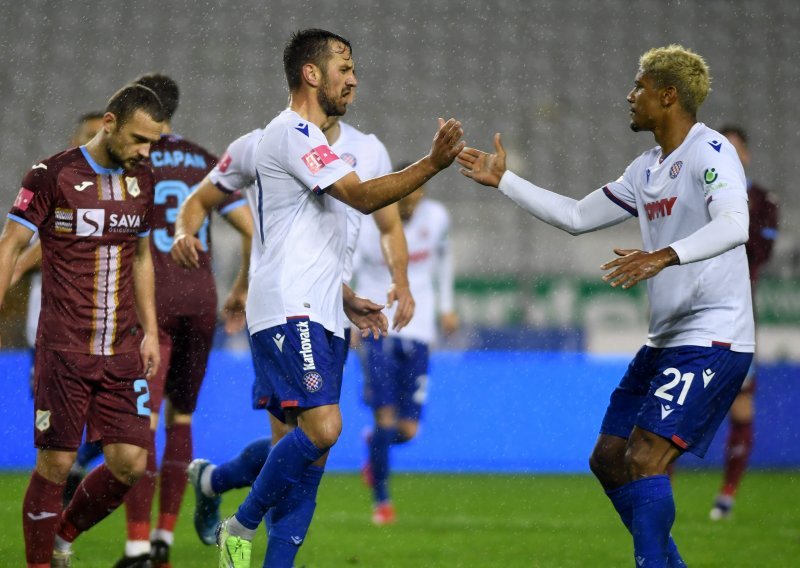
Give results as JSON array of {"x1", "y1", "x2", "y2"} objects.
[
  {"x1": 669, "y1": 161, "x2": 683, "y2": 179},
  {"x1": 340, "y1": 152, "x2": 357, "y2": 167},
  {"x1": 35, "y1": 409, "x2": 51, "y2": 432},
  {"x1": 302, "y1": 371, "x2": 323, "y2": 393},
  {"x1": 125, "y1": 176, "x2": 141, "y2": 197}
]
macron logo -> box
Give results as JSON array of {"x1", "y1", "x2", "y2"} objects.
[
  {"x1": 290, "y1": 536, "x2": 303, "y2": 545},
  {"x1": 644, "y1": 196, "x2": 677, "y2": 221},
  {"x1": 273, "y1": 333, "x2": 285, "y2": 352},
  {"x1": 708, "y1": 140, "x2": 722, "y2": 153},
  {"x1": 660, "y1": 404, "x2": 675, "y2": 420},
  {"x1": 295, "y1": 123, "x2": 310, "y2": 137},
  {"x1": 702, "y1": 369, "x2": 715, "y2": 387}
]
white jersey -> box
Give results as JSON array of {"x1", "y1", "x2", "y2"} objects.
[
  {"x1": 240, "y1": 109, "x2": 353, "y2": 337},
  {"x1": 354, "y1": 199, "x2": 453, "y2": 344},
  {"x1": 604, "y1": 122, "x2": 754, "y2": 351},
  {"x1": 332, "y1": 121, "x2": 393, "y2": 284},
  {"x1": 209, "y1": 128, "x2": 262, "y2": 277}
]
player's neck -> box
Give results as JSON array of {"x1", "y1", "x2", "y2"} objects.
[
  {"x1": 289, "y1": 93, "x2": 331, "y2": 129},
  {"x1": 83, "y1": 136, "x2": 118, "y2": 170},
  {"x1": 323, "y1": 120, "x2": 341, "y2": 145},
  {"x1": 653, "y1": 116, "x2": 696, "y2": 158}
]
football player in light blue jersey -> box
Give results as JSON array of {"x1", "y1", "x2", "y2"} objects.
[{"x1": 459, "y1": 45, "x2": 753, "y2": 568}]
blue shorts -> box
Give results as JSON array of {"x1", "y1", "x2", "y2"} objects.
[
  {"x1": 360, "y1": 336, "x2": 429, "y2": 421},
  {"x1": 250, "y1": 318, "x2": 346, "y2": 420},
  {"x1": 601, "y1": 345, "x2": 752, "y2": 457}
]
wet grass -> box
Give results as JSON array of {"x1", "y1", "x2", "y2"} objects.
[{"x1": 0, "y1": 470, "x2": 798, "y2": 566}]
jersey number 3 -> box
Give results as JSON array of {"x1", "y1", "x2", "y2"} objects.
[{"x1": 153, "y1": 180, "x2": 208, "y2": 253}]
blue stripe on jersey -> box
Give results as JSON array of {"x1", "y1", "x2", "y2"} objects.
[
  {"x1": 219, "y1": 199, "x2": 247, "y2": 217},
  {"x1": 603, "y1": 186, "x2": 638, "y2": 217},
  {"x1": 7, "y1": 213, "x2": 38, "y2": 232},
  {"x1": 255, "y1": 171, "x2": 265, "y2": 245},
  {"x1": 80, "y1": 146, "x2": 123, "y2": 175}
]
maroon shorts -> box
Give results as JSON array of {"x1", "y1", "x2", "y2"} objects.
[
  {"x1": 33, "y1": 348, "x2": 151, "y2": 451},
  {"x1": 148, "y1": 311, "x2": 216, "y2": 415}
]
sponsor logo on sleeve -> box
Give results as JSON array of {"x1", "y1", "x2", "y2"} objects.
[
  {"x1": 703, "y1": 168, "x2": 719, "y2": 184},
  {"x1": 76, "y1": 208, "x2": 105, "y2": 236},
  {"x1": 13, "y1": 188, "x2": 35, "y2": 211},
  {"x1": 218, "y1": 152, "x2": 232, "y2": 173},
  {"x1": 301, "y1": 145, "x2": 340, "y2": 174}
]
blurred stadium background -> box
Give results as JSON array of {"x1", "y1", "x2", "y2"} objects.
[{"x1": 0, "y1": 1, "x2": 798, "y2": 565}]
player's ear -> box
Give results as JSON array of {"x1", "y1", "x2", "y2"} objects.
[
  {"x1": 661, "y1": 86, "x2": 678, "y2": 108},
  {"x1": 303, "y1": 63, "x2": 321, "y2": 88},
  {"x1": 102, "y1": 112, "x2": 118, "y2": 134}
]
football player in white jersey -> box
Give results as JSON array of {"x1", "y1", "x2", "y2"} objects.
[
  {"x1": 180, "y1": 120, "x2": 416, "y2": 548},
  {"x1": 353, "y1": 173, "x2": 458, "y2": 524},
  {"x1": 458, "y1": 45, "x2": 752, "y2": 568},
  {"x1": 172, "y1": 28, "x2": 462, "y2": 568}
]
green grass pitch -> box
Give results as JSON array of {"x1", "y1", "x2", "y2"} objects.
[{"x1": 1, "y1": 471, "x2": 798, "y2": 566}]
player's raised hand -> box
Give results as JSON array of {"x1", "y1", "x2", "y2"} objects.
[
  {"x1": 429, "y1": 118, "x2": 466, "y2": 170},
  {"x1": 457, "y1": 133, "x2": 507, "y2": 188},
  {"x1": 170, "y1": 233, "x2": 204, "y2": 269},
  {"x1": 601, "y1": 247, "x2": 679, "y2": 289},
  {"x1": 387, "y1": 282, "x2": 415, "y2": 331}
]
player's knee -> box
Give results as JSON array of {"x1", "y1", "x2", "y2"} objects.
[
  {"x1": 36, "y1": 451, "x2": 76, "y2": 484},
  {"x1": 104, "y1": 445, "x2": 148, "y2": 485},
  {"x1": 397, "y1": 422, "x2": 418, "y2": 442}
]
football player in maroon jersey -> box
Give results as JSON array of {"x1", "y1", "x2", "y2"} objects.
[{"x1": 0, "y1": 83, "x2": 165, "y2": 568}]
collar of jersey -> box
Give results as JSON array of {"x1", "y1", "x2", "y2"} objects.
[{"x1": 80, "y1": 145, "x2": 124, "y2": 175}]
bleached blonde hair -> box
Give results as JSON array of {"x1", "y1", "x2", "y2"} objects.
[{"x1": 639, "y1": 45, "x2": 711, "y2": 116}]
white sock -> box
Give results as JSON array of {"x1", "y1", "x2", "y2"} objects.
[
  {"x1": 125, "y1": 540, "x2": 151, "y2": 557},
  {"x1": 227, "y1": 516, "x2": 256, "y2": 541},
  {"x1": 200, "y1": 464, "x2": 217, "y2": 497},
  {"x1": 54, "y1": 535, "x2": 72, "y2": 553},
  {"x1": 150, "y1": 528, "x2": 174, "y2": 546}
]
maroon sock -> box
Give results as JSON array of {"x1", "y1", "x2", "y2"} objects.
[
  {"x1": 722, "y1": 421, "x2": 754, "y2": 496},
  {"x1": 158, "y1": 422, "x2": 192, "y2": 531},
  {"x1": 58, "y1": 464, "x2": 132, "y2": 542},
  {"x1": 125, "y1": 432, "x2": 157, "y2": 541},
  {"x1": 23, "y1": 471, "x2": 64, "y2": 565}
]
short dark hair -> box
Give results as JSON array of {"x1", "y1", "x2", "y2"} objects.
[
  {"x1": 283, "y1": 29, "x2": 352, "y2": 91},
  {"x1": 719, "y1": 124, "x2": 748, "y2": 145},
  {"x1": 133, "y1": 73, "x2": 180, "y2": 120},
  {"x1": 77, "y1": 111, "x2": 104, "y2": 124},
  {"x1": 105, "y1": 84, "x2": 166, "y2": 126}
]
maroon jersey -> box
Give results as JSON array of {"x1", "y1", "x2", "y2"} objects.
[
  {"x1": 9, "y1": 147, "x2": 155, "y2": 355},
  {"x1": 148, "y1": 134, "x2": 245, "y2": 316},
  {"x1": 746, "y1": 181, "x2": 779, "y2": 283}
]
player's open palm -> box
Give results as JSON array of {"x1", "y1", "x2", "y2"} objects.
[
  {"x1": 344, "y1": 294, "x2": 388, "y2": 339},
  {"x1": 457, "y1": 133, "x2": 507, "y2": 188},
  {"x1": 430, "y1": 118, "x2": 465, "y2": 170}
]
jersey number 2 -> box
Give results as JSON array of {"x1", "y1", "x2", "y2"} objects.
[
  {"x1": 654, "y1": 367, "x2": 695, "y2": 406},
  {"x1": 133, "y1": 379, "x2": 152, "y2": 417}
]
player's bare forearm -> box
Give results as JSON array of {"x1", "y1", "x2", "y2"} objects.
[
  {"x1": 601, "y1": 247, "x2": 679, "y2": 289},
  {"x1": 330, "y1": 119, "x2": 464, "y2": 214},
  {"x1": 0, "y1": 220, "x2": 35, "y2": 313},
  {"x1": 172, "y1": 177, "x2": 227, "y2": 268},
  {"x1": 11, "y1": 239, "x2": 42, "y2": 286}
]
